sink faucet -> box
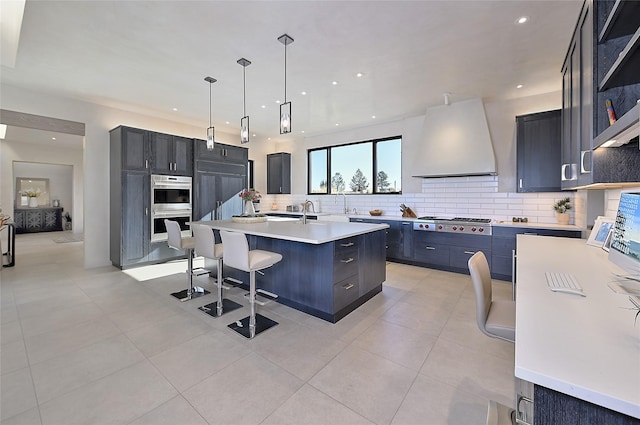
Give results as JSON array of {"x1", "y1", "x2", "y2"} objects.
[
  {"x1": 301, "y1": 199, "x2": 315, "y2": 224},
  {"x1": 335, "y1": 193, "x2": 348, "y2": 214}
]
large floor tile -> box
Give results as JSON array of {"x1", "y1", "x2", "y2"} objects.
[
  {"x1": 0, "y1": 340, "x2": 29, "y2": 375},
  {"x1": 183, "y1": 352, "x2": 303, "y2": 424},
  {"x1": 149, "y1": 330, "x2": 252, "y2": 392},
  {"x1": 30, "y1": 334, "x2": 145, "y2": 403},
  {"x1": 391, "y1": 374, "x2": 488, "y2": 425},
  {"x1": 38, "y1": 361, "x2": 177, "y2": 425},
  {"x1": 309, "y1": 345, "x2": 417, "y2": 425},
  {"x1": 0, "y1": 321, "x2": 23, "y2": 345},
  {"x1": 18, "y1": 302, "x2": 105, "y2": 338},
  {"x1": 262, "y1": 384, "x2": 374, "y2": 425},
  {"x1": 125, "y1": 312, "x2": 212, "y2": 357},
  {"x1": 352, "y1": 319, "x2": 437, "y2": 370},
  {"x1": 128, "y1": 395, "x2": 208, "y2": 425},
  {"x1": 15, "y1": 288, "x2": 93, "y2": 320},
  {"x1": 0, "y1": 368, "x2": 37, "y2": 421},
  {"x1": 24, "y1": 317, "x2": 120, "y2": 365},
  {"x1": 0, "y1": 407, "x2": 42, "y2": 425},
  {"x1": 379, "y1": 300, "x2": 451, "y2": 337},
  {"x1": 420, "y1": 338, "x2": 515, "y2": 406}
]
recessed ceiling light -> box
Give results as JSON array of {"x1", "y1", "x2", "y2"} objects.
[
  {"x1": 0, "y1": 124, "x2": 6, "y2": 139},
  {"x1": 261, "y1": 105, "x2": 266, "y2": 109},
  {"x1": 252, "y1": 133, "x2": 256, "y2": 137},
  {"x1": 225, "y1": 121, "x2": 230, "y2": 125},
  {"x1": 172, "y1": 107, "x2": 178, "y2": 111},
  {"x1": 276, "y1": 100, "x2": 281, "y2": 104},
  {"x1": 372, "y1": 115, "x2": 376, "y2": 119},
  {"x1": 356, "y1": 73, "x2": 364, "y2": 78},
  {"x1": 516, "y1": 84, "x2": 524, "y2": 89},
  {"x1": 51, "y1": 137, "x2": 56, "y2": 140},
  {"x1": 332, "y1": 81, "x2": 338, "y2": 86},
  {"x1": 516, "y1": 16, "x2": 529, "y2": 24},
  {"x1": 301, "y1": 91, "x2": 307, "y2": 95},
  {"x1": 268, "y1": 137, "x2": 271, "y2": 140},
  {"x1": 335, "y1": 123, "x2": 340, "y2": 126},
  {"x1": 301, "y1": 130, "x2": 305, "y2": 133}
]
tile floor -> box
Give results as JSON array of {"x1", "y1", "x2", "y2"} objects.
[{"x1": 0, "y1": 232, "x2": 516, "y2": 425}]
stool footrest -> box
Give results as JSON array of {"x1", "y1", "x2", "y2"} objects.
[
  {"x1": 245, "y1": 290, "x2": 278, "y2": 306},
  {"x1": 223, "y1": 277, "x2": 243, "y2": 287},
  {"x1": 191, "y1": 267, "x2": 210, "y2": 277}
]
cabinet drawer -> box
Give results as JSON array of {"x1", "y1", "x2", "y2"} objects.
[
  {"x1": 413, "y1": 242, "x2": 450, "y2": 266},
  {"x1": 334, "y1": 247, "x2": 359, "y2": 283},
  {"x1": 450, "y1": 246, "x2": 490, "y2": 270},
  {"x1": 333, "y1": 276, "x2": 360, "y2": 311},
  {"x1": 334, "y1": 238, "x2": 359, "y2": 255},
  {"x1": 491, "y1": 255, "x2": 512, "y2": 277},
  {"x1": 492, "y1": 237, "x2": 516, "y2": 257}
]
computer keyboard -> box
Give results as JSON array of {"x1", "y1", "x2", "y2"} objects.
[{"x1": 545, "y1": 272, "x2": 585, "y2": 296}]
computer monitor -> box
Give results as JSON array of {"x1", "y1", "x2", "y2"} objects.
[{"x1": 609, "y1": 191, "x2": 640, "y2": 275}]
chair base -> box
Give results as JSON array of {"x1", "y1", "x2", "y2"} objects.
[
  {"x1": 228, "y1": 314, "x2": 278, "y2": 339},
  {"x1": 171, "y1": 288, "x2": 210, "y2": 302},
  {"x1": 198, "y1": 299, "x2": 243, "y2": 317}
]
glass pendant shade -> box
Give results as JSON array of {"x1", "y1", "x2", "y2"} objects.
[
  {"x1": 240, "y1": 116, "x2": 249, "y2": 144},
  {"x1": 280, "y1": 101, "x2": 292, "y2": 134},
  {"x1": 206, "y1": 126, "x2": 215, "y2": 151}
]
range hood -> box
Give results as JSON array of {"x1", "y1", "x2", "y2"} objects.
[{"x1": 412, "y1": 97, "x2": 497, "y2": 178}]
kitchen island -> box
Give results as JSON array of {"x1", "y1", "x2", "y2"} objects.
[{"x1": 194, "y1": 219, "x2": 389, "y2": 322}]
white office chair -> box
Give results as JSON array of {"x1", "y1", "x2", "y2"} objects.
[
  {"x1": 468, "y1": 251, "x2": 517, "y2": 425},
  {"x1": 219, "y1": 230, "x2": 282, "y2": 338},
  {"x1": 165, "y1": 219, "x2": 209, "y2": 301},
  {"x1": 192, "y1": 224, "x2": 242, "y2": 317}
]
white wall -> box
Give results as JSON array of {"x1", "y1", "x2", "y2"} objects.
[
  {"x1": 1, "y1": 140, "x2": 83, "y2": 232},
  {"x1": 13, "y1": 161, "x2": 74, "y2": 212}
]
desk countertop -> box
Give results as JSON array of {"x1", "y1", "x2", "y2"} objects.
[
  {"x1": 515, "y1": 235, "x2": 640, "y2": 419},
  {"x1": 193, "y1": 219, "x2": 389, "y2": 244}
]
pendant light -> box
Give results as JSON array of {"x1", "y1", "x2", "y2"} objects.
[
  {"x1": 204, "y1": 76, "x2": 217, "y2": 151},
  {"x1": 238, "y1": 58, "x2": 251, "y2": 144},
  {"x1": 278, "y1": 34, "x2": 294, "y2": 134}
]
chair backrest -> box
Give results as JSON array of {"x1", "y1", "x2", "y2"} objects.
[
  {"x1": 165, "y1": 219, "x2": 183, "y2": 250},
  {"x1": 219, "y1": 230, "x2": 250, "y2": 271},
  {"x1": 192, "y1": 224, "x2": 217, "y2": 259},
  {"x1": 468, "y1": 251, "x2": 493, "y2": 334}
]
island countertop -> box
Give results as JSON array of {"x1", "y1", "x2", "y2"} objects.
[{"x1": 193, "y1": 219, "x2": 389, "y2": 244}]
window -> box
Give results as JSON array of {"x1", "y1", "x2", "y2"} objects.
[{"x1": 307, "y1": 136, "x2": 401, "y2": 194}]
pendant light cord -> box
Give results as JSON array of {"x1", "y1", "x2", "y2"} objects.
[
  {"x1": 243, "y1": 66, "x2": 246, "y2": 116},
  {"x1": 284, "y1": 43, "x2": 287, "y2": 103},
  {"x1": 209, "y1": 81, "x2": 212, "y2": 128}
]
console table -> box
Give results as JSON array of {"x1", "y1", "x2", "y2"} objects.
[{"x1": 13, "y1": 207, "x2": 63, "y2": 233}]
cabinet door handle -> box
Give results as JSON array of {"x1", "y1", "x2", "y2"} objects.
[
  {"x1": 580, "y1": 150, "x2": 591, "y2": 174},
  {"x1": 523, "y1": 232, "x2": 538, "y2": 235},
  {"x1": 519, "y1": 178, "x2": 523, "y2": 189},
  {"x1": 561, "y1": 163, "x2": 570, "y2": 181},
  {"x1": 342, "y1": 283, "x2": 355, "y2": 290},
  {"x1": 340, "y1": 258, "x2": 354, "y2": 264},
  {"x1": 355, "y1": 219, "x2": 364, "y2": 222},
  {"x1": 464, "y1": 251, "x2": 476, "y2": 255},
  {"x1": 425, "y1": 246, "x2": 436, "y2": 250},
  {"x1": 340, "y1": 242, "x2": 355, "y2": 247},
  {"x1": 145, "y1": 159, "x2": 148, "y2": 169},
  {"x1": 145, "y1": 207, "x2": 148, "y2": 216}
]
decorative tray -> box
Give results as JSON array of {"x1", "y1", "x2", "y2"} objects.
[{"x1": 231, "y1": 215, "x2": 268, "y2": 223}]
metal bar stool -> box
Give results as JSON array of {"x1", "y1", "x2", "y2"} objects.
[
  {"x1": 165, "y1": 219, "x2": 210, "y2": 301},
  {"x1": 192, "y1": 224, "x2": 242, "y2": 317},
  {"x1": 219, "y1": 230, "x2": 282, "y2": 338}
]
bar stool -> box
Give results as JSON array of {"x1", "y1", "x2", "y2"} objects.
[
  {"x1": 165, "y1": 219, "x2": 210, "y2": 301},
  {"x1": 192, "y1": 224, "x2": 242, "y2": 317},
  {"x1": 219, "y1": 230, "x2": 282, "y2": 338}
]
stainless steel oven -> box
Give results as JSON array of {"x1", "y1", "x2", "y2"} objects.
[{"x1": 150, "y1": 175, "x2": 192, "y2": 242}]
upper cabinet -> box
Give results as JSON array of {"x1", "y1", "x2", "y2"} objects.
[
  {"x1": 149, "y1": 132, "x2": 193, "y2": 176},
  {"x1": 516, "y1": 110, "x2": 562, "y2": 192},
  {"x1": 194, "y1": 140, "x2": 248, "y2": 164},
  {"x1": 119, "y1": 126, "x2": 150, "y2": 172},
  {"x1": 267, "y1": 152, "x2": 291, "y2": 194},
  {"x1": 561, "y1": 0, "x2": 640, "y2": 189}
]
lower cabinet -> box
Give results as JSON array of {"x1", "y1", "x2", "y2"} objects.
[
  {"x1": 491, "y1": 226, "x2": 582, "y2": 281},
  {"x1": 222, "y1": 230, "x2": 386, "y2": 322},
  {"x1": 413, "y1": 231, "x2": 491, "y2": 273},
  {"x1": 13, "y1": 207, "x2": 63, "y2": 233}
]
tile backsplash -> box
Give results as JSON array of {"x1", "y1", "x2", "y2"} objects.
[{"x1": 260, "y1": 175, "x2": 577, "y2": 225}]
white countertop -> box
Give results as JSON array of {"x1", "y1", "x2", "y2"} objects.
[
  {"x1": 193, "y1": 219, "x2": 389, "y2": 244},
  {"x1": 515, "y1": 235, "x2": 640, "y2": 418},
  {"x1": 492, "y1": 220, "x2": 583, "y2": 231}
]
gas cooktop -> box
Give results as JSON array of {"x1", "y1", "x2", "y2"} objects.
[
  {"x1": 414, "y1": 216, "x2": 492, "y2": 235},
  {"x1": 417, "y1": 216, "x2": 492, "y2": 224}
]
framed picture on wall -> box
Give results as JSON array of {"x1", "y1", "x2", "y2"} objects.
[{"x1": 587, "y1": 216, "x2": 614, "y2": 247}]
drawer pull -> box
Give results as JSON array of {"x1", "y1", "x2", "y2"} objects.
[
  {"x1": 464, "y1": 251, "x2": 476, "y2": 255},
  {"x1": 341, "y1": 258, "x2": 355, "y2": 264},
  {"x1": 425, "y1": 246, "x2": 436, "y2": 250},
  {"x1": 342, "y1": 283, "x2": 355, "y2": 290},
  {"x1": 340, "y1": 242, "x2": 355, "y2": 247},
  {"x1": 523, "y1": 232, "x2": 538, "y2": 235}
]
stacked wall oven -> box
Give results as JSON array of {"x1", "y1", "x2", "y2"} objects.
[{"x1": 150, "y1": 174, "x2": 192, "y2": 242}]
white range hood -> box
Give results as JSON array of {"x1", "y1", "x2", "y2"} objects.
[{"x1": 412, "y1": 97, "x2": 497, "y2": 178}]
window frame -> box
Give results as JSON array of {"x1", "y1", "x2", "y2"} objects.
[{"x1": 307, "y1": 135, "x2": 402, "y2": 195}]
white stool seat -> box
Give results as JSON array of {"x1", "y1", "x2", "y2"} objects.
[
  {"x1": 192, "y1": 224, "x2": 242, "y2": 318},
  {"x1": 165, "y1": 219, "x2": 209, "y2": 301},
  {"x1": 220, "y1": 230, "x2": 282, "y2": 338}
]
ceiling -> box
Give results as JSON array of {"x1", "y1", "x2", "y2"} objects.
[{"x1": 0, "y1": 0, "x2": 583, "y2": 144}]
